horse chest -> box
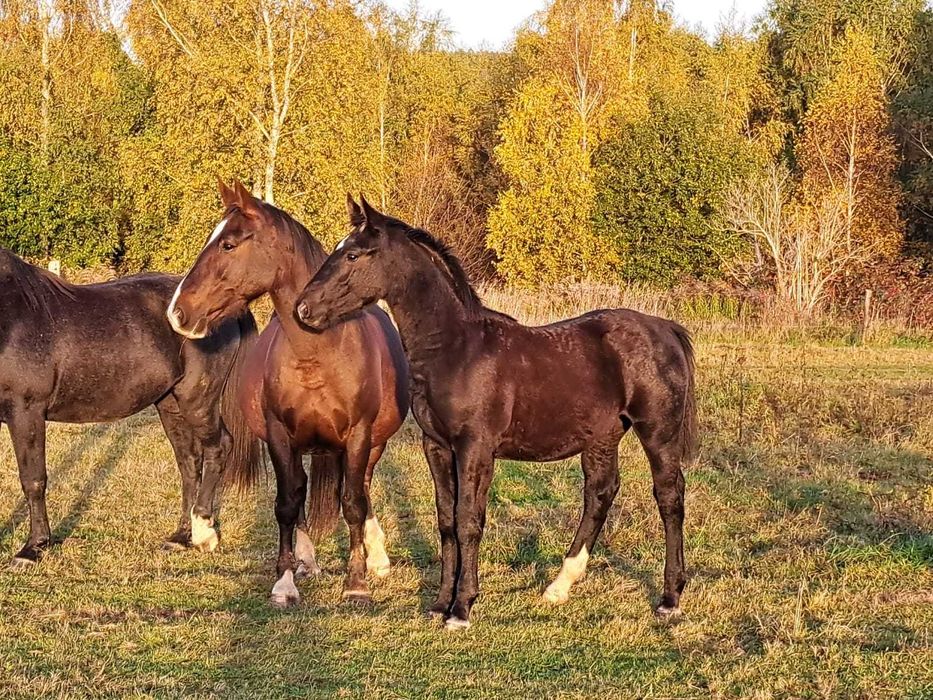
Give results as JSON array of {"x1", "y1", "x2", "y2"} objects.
[{"x1": 259, "y1": 361, "x2": 347, "y2": 447}]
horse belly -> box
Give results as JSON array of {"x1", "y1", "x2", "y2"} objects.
[
  {"x1": 46, "y1": 341, "x2": 177, "y2": 423},
  {"x1": 498, "y1": 380, "x2": 620, "y2": 462}
]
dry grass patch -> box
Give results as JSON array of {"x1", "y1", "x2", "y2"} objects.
[{"x1": 0, "y1": 332, "x2": 931, "y2": 698}]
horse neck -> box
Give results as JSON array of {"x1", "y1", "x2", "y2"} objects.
[
  {"x1": 267, "y1": 226, "x2": 326, "y2": 345},
  {"x1": 385, "y1": 255, "x2": 475, "y2": 367}
]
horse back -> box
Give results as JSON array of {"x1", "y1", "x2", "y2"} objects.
[
  {"x1": 0, "y1": 272, "x2": 182, "y2": 422},
  {"x1": 438, "y1": 308, "x2": 690, "y2": 461}
]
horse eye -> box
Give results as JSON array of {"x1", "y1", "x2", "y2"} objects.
[
  {"x1": 221, "y1": 241, "x2": 235, "y2": 252},
  {"x1": 346, "y1": 253, "x2": 359, "y2": 262}
]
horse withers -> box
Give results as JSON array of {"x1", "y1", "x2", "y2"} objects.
[
  {"x1": 295, "y1": 197, "x2": 697, "y2": 630},
  {"x1": 166, "y1": 181, "x2": 409, "y2": 608},
  {"x1": 0, "y1": 249, "x2": 259, "y2": 565}
]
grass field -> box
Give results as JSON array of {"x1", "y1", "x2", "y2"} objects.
[{"x1": 1, "y1": 328, "x2": 931, "y2": 698}]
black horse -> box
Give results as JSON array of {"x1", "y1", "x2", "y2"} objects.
[
  {"x1": 296, "y1": 197, "x2": 697, "y2": 630},
  {"x1": 0, "y1": 248, "x2": 259, "y2": 565}
]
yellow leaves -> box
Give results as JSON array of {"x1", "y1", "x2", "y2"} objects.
[
  {"x1": 797, "y1": 25, "x2": 903, "y2": 260},
  {"x1": 489, "y1": 73, "x2": 621, "y2": 286}
]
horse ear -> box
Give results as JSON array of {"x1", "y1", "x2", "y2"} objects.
[
  {"x1": 218, "y1": 178, "x2": 237, "y2": 207},
  {"x1": 346, "y1": 193, "x2": 365, "y2": 227},
  {"x1": 359, "y1": 194, "x2": 384, "y2": 228},
  {"x1": 233, "y1": 180, "x2": 258, "y2": 212}
]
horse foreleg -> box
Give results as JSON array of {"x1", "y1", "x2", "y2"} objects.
[
  {"x1": 341, "y1": 425, "x2": 372, "y2": 605},
  {"x1": 157, "y1": 397, "x2": 199, "y2": 550},
  {"x1": 446, "y1": 438, "x2": 495, "y2": 631},
  {"x1": 543, "y1": 439, "x2": 621, "y2": 605},
  {"x1": 188, "y1": 426, "x2": 229, "y2": 553},
  {"x1": 8, "y1": 406, "x2": 50, "y2": 566},
  {"x1": 422, "y1": 434, "x2": 457, "y2": 619},
  {"x1": 268, "y1": 419, "x2": 304, "y2": 609}
]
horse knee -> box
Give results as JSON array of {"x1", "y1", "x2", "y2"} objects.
[
  {"x1": 20, "y1": 478, "x2": 46, "y2": 500},
  {"x1": 341, "y1": 491, "x2": 368, "y2": 525},
  {"x1": 586, "y1": 472, "x2": 619, "y2": 512},
  {"x1": 437, "y1": 519, "x2": 455, "y2": 539},
  {"x1": 275, "y1": 489, "x2": 304, "y2": 524},
  {"x1": 599, "y1": 473, "x2": 620, "y2": 501},
  {"x1": 455, "y1": 518, "x2": 483, "y2": 545}
]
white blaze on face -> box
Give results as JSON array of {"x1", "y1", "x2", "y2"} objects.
[
  {"x1": 335, "y1": 234, "x2": 351, "y2": 251},
  {"x1": 207, "y1": 214, "x2": 232, "y2": 244},
  {"x1": 364, "y1": 516, "x2": 390, "y2": 577},
  {"x1": 166, "y1": 215, "x2": 232, "y2": 337},
  {"x1": 542, "y1": 545, "x2": 589, "y2": 605}
]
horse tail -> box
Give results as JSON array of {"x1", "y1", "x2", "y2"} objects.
[
  {"x1": 307, "y1": 453, "x2": 343, "y2": 539},
  {"x1": 672, "y1": 323, "x2": 698, "y2": 466},
  {"x1": 222, "y1": 312, "x2": 262, "y2": 490}
]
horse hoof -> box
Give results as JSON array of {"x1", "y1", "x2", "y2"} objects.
[
  {"x1": 366, "y1": 555, "x2": 391, "y2": 579},
  {"x1": 270, "y1": 592, "x2": 300, "y2": 609},
  {"x1": 190, "y1": 515, "x2": 219, "y2": 553},
  {"x1": 294, "y1": 530, "x2": 319, "y2": 579},
  {"x1": 270, "y1": 570, "x2": 300, "y2": 609},
  {"x1": 294, "y1": 559, "x2": 321, "y2": 580},
  {"x1": 444, "y1": 616, "x2": 471, "y2": 632},
  {"x1": 425, "y1": 606, "x2": 447, "y2": 621},
  {"x1": 190, "y1": 511, "x2": 218, "y2": 553},
  {"x1": 342, "y1": 589, "x2": 373, "y2": 607},
  {"x1": 654, "y1": 604, "x2": 682, "y2": 619},
  {"x1": 9, "y1": 556, "x2": 37, "y2": 571},
  {"x1": 542, "y1": 586, "x2": 569, "y2": 605},
  {"x1": 192, "y1": 532, "x2": 219, "y2": 553}
]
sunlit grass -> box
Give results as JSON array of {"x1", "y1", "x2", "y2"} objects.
[{"x1": 0, "y1": 338, "x2": 931, "y2": 698}]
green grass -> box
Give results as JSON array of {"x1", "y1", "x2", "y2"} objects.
[{"x1": 1, "y1": 340, "x2": 931, "y2": 699}]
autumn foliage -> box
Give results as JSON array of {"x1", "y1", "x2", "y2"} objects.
[{"x1": 0, "y1": 0, "x2": 930, "y2": 314}]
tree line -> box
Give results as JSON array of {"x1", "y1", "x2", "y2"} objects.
[{"x1": 0, "y1": 0, "x2": 931, "y2": 313}]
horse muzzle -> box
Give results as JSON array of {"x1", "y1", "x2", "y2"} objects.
[{"x1": 295, "y1": 300, "x2": 325, "y2": 330}]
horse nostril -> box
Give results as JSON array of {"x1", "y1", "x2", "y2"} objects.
[
  {"x1": 296, "y1": 302, "x2": 311, "y2": 322},
  {"x1": 172, "y1": 306, "x2": 187, "y2": 326}
]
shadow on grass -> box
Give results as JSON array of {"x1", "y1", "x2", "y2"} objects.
[
  {"x1": 54, "y1": 423, "x2": 130, "y2": 543},
  {"x1": 0, "y1": 421, "x2": 115, "y2": 552},
  {"x1": 708, "y1": 436, "x2": 932, "y2": 568}
]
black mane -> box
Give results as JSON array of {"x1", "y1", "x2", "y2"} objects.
[
  {"x1": 0, "y1": 248, "x2": 76, "y2": 316},
  {"x1": 380, "y1": 217, "x2": 510, "y2": 320},
  {"x1": 405, "y1": 226, "x2": 484, "y2": 312}
]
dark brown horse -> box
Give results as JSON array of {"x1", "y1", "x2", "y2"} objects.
[
  {"x1": 167, "y1": 182, "x2": 409, "y2": 607},
  {"x1": 0, "y1": 248, "x2": 259, "y2": 565},
  {"x1": 296, "y1": 197, "x2": 697, "y2": 630}
]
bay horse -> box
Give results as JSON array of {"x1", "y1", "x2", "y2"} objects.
[
  {"x1": 0, "y1": 248, "x2": 259, "y2": 565},
  {"x1": 167, "y1": 181, "x2": 409, "y2": 607},
  {"x1": 296, "y1": 197, "x2": 697, "y2": 630}
]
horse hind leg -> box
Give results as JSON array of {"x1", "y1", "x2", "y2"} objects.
[
  {"x1": 8, "y1": 405, "x2": 52, "y2": 567},
  {"x1": 294, "y1": 454, "x2": 326, "y2": 580},
  {"x1": 362, "y1": 442, "x2": 390, "y2": 578},
  {"x1": 543, "y1": 439, "x2": 621, "y2": 605},
  {"x1": 340, "y1": 425, "x2": 376, "y2": 605},
  {"x1": 157, "y1": 397, "x2": 201, "y2": 550},
  {"x1": 634, "y1": 419, "x2": 687, "y2": 618}
]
